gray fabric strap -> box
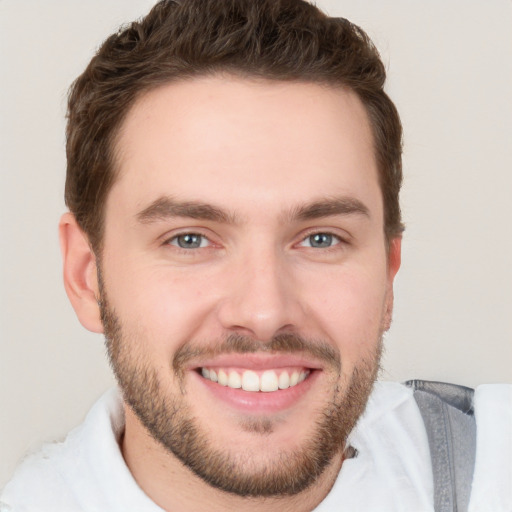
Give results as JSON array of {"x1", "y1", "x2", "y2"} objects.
[{"x1": 405, "y1": 380, "x2": 476, "y2": 512}]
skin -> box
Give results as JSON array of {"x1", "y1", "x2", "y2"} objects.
[{"x1": 60, "y1": 77, "x2": 401, "y2": 511}]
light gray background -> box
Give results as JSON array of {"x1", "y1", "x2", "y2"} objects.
[{"x1": 1, "y1": 0, "x2": 511, "y2": 488}]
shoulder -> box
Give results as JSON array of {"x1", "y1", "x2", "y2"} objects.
[
  {"x1": 0, "y1": 389, "x2": 124, "y2": 512},
  {"x1": 0, "y1": 441, "x2": 79, "y2": 511},
  {"x1": 470, "y1": 384, "x2": 512, "y2": 512}
]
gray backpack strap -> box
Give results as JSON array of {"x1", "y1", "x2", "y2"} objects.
[{"x1": 405, "y1": 380, "x2": 476, "y2": 512}]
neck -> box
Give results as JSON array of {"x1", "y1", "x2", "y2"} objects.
[{"x1": 122, "y1": 405, "x2": 345, "y2": 512}]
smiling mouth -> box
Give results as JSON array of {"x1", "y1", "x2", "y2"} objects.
[{"x1": 199, "y1": 367, "x2": 311, "y2": 392}]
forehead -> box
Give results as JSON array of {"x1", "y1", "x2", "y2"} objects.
[{"x1": 110, "y1": 76, "x2": 381, "y2": 221}]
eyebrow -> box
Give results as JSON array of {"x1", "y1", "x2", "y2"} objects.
[
  {"x1": 136, "y1": 195, "x2": 370, "y2": 225},
  {"x1": 288, "y1": 197, "x2": 370, "y2": 222},
  {"x1": 136, "y1": 196, "x2": 236, "y2": 224}
]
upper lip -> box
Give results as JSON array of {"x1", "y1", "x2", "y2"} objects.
[{"x1": 188, "y1": 352, "x2": 325, "y2": 372}]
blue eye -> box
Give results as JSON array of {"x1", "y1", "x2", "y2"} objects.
[
  {"x1": 170, "y1": 233, "x2": 209, "y2": 249},
  {"x1": 301, "y1": 233, "x2": 340, "y2": 248}
]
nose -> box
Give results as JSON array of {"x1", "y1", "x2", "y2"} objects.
[{"x1": 216, "y1": 248, "x2": 303, "y2": 341}]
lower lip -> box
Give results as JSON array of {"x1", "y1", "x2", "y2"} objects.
[{"x1": 193, "y1": 370, "x2": 319, "y2": 414}]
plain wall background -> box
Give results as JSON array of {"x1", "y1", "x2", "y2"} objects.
[{"x1": 1, "y1": 0, "x2": 511, "y2": 488}]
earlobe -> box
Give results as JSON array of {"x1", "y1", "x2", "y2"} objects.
[{"x1": 59, "y1": 212, "x2": 104, "y2": 333}]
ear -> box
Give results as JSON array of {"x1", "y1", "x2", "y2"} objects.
[
  {"x1": 382, "y1": 236, "x2": 402, "y2": 331},
  {"x1": 59, "y1": 212, "x2": 103, "y2": 333}
]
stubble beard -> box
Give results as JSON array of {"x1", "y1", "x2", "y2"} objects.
[{"x1": 99, "y1": 287, "x2": 382, "y2": 497}]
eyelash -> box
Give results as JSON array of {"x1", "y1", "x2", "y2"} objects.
[
  {"x1": 163, "y1": 229, "x2": 348, "y2": 253},
  {"x1": 298, "y1": 231, "x2": 344, "y2": 249},
  {"x1": 164, "y1": 232, "x2": 213, "y2": 251}
]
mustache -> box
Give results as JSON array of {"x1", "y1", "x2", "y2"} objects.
[{"x1": 173, "y1": 333, "x2": 341, "y2": 375}]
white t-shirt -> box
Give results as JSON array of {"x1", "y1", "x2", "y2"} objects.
[{"x1": 1, "y1": 382, "x2": 510, "y2": 512}]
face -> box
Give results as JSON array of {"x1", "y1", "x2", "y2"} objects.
[{"x1": 97, "y1": 77, "x2": 400, "y2": 496}]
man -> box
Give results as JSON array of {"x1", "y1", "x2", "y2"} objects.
[{"x1": 1, "y1": 1, "x2": 510, "y2": 511}]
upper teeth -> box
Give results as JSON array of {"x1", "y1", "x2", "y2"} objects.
[{"x1": 201, "y1": 368, "x2": 309, "y2": 392}]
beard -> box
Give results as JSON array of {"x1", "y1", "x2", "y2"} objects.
[{"x1": 99, "y1": 283, "x2": 382, "y2": 498}]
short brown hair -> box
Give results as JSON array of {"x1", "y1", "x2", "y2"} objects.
[{"x1": 66, "y1": 0, "x2": 404, "y2": 252}]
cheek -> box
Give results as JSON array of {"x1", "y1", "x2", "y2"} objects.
[
  {"x1": 299, "y1": 263, "x2": 388, "y2": 355},
  {"x1": 102, "y1": 257, "x2": 220, "y2": 348}
]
